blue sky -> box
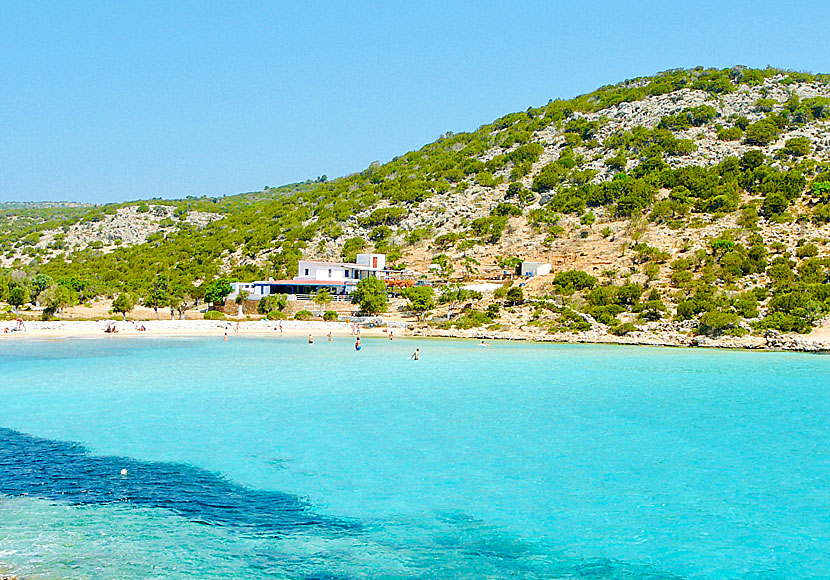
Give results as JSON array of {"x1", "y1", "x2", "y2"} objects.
[{"x1": 1, "y1": 1, "x2": 828, "y2": 203}]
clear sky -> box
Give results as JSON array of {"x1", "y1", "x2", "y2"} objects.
[{"x1": 1, "y1": 1, "x2": 828, "y2": 204}]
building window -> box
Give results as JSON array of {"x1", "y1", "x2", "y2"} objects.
[
  {"x1": 328, "y1": 268, "x2": 332, "y2": 277},
  {"x1": 304, "y1": 268, "x2": 309, "y2": 276},
  {"x1": 345, "y1": 269, "x2": 350, "y2": 277}
]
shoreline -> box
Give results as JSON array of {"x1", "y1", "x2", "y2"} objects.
[
  {"x1": 0, "y1": 320, "x2": 395, "y2": 340},
  {"x1": 412, "y1": 326, "x2": 830, "y2": 353},
  {"x1": 1, "y1": 320, "x2": 829, "y2": 353}
]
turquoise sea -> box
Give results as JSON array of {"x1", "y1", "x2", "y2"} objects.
[{"x1": 0, "y1": 336, "x2": 828, "y2": 579}]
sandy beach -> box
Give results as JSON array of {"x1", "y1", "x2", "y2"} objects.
[
  {"x1": 2, "y1": 318, "x2": 829, "y2": 353},
  {"x1": 0, "y1": 319, "x2": 408, "y2": 340}
]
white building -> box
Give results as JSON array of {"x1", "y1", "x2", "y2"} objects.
[
  {"x1": 295, "y1": 253, "x2": 387, "y2": 282},
  {"x1": 229, "y1": 253, "x2": 394, "y2": 302},
  {"x1": 520, "y1": 261, "x2": 552, "y2": 277}
]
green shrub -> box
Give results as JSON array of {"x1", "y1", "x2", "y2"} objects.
[
  {"x1": 754, "y1": 312, "x2": 812, "y2": 333},
  {"x1": 671, "y1": 270, "x2": 693, "y2": 287},
  {"x1": 697, "y1": 310, "x2": 739, "y2": 337},
  {"x1": 781, "y1": 136, "x2": 811, "y2": 157},
  {"x1": 551, "y1": 270, "x2": 597, "y2": 293},
  {"x1": 506, "y1": 182, "x2": 534, "y2": 205},
  {"x1": 717, "y1": 126, "x2": 743, "y2": 141},
  {"x1": 257, "y1": 294, "x2": 288, "y2": 315},
  {"x1": 754, "y1": 98, "x2": 776, "y2": 112},
  {"x1": 762, "y1": 191, "x2": 790, "y2": 218},
  {"x1": 341, "y1": 237, "x2": 366, "y2": 261},
  {"x1": 452, "y1": 309, "x2": 493, "y2": 329},
  {"x1": 294, "y1": 309, "x2": 313, "y2": 320},
  {"x1": 676, "y1": 298, "x2": 710, "y2": 320},
  {"x1": 610, "y1": 322, "x2": 637, "y2": 336},
  {"x1": 633, "y1": 299, "x2": 667, "y2": 321},
  {"x1": 266, "y1": 310, "x2": 287, "y2": 320},
  {"x1": 505, "y1": 287, "x2": 524, "y2": 306},
  {"x1": 796, "y1": 243, "x2": 819, "y2": 258},
  {"x1": 204, "y1": 310, "x2": 226, "y2": 320},
  {"x1": 811, "y1": 181, "x2": 830, "y2": 202},
  {"x1": 361, "y1": 206, "x2": 406, "y2": 226},
  {"x1": 586, "y1": 303, "x2": 624, "y2": 325},
  {"x1": 323, "y1": 310, "x2": 338, "y2": 321},
  {"x1": 814, "y1": 203, "x2": 830, "y2": 223},
  {"x1": 744, "y1": 118, "x2": 780, "y2": 146},
  {"x1": 352, "y1": 277, "x2": 388, "y2": 314},
  {"x1": 551, "y1": 308, "x2": 591, "y2": 332}
]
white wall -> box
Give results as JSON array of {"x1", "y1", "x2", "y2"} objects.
[
  {"x1": 356, "y1": 253, "x2": 386, "y2": 270},
  {"x1": 296, "y1": 261, "x2": 352, "y2": 281},
  {"x1": 520, "y1": 262, "x2": 552, "y2": 277}
]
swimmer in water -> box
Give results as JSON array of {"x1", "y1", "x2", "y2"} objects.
[
  {"x1": 410, "y1": 348, "x2": 420, "y2": 360},
  {"x1": 478, "y1": 340, "x2": 489, "y2": 347}
]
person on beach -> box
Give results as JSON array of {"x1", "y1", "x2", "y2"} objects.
[
  {"x1": 308, "y1": 334, "x2": 314, "y2": 344},
  {"x1": 278, "y1": 322, "x2": 283, "y2": 333},
  {"x1": 389, "y1": 330, "x2": 393, "y2": 340},
  {"x1": 355, "y1": 337, "x2": 361, "y2": 351},
  {"x1": 410, "y1": 348, "x2": 419, "y2": 360},
  {"x1": 235, "y1": 321, "x2": 240, "y2": 334},
  {"x1": 16, "y1": 318, "x2": 25, "y2": 332}
]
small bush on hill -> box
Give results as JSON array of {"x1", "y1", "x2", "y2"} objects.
[
  {"x1": 610, "y1": 322, "x2": 637, "y2": 336},
  {"x1": 551, "y1": 270, "x2": 597, "y2": 293}
]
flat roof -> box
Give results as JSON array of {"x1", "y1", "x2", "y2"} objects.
[
  {"x1": 253, "y1": 280, "x2": 357, "y2": 286},
  {"x1": 299, "y1": 260, "x2": 389, "y2": 271}
]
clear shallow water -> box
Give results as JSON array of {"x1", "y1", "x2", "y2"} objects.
[{"x1": 0, "y1": 337, "x2": 828, "y2": 579}]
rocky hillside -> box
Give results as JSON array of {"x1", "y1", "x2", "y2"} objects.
[
  {"x1": 0, "y1": 205, "x2": 221, "y2": 268},
  {"x1": 3, "y1": 66, "x2": 830, "y2": 340}
]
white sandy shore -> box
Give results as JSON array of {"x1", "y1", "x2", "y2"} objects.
[
  {"x1": 0, "y1": 320, "x2": 406, "y2": 340},
  {"x1": 2, "y1": 319, "x2": 829, "y2": 353}
]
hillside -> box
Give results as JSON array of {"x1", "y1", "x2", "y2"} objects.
[{"x1": 4, "y1": 66, "x2": 830, "y2": 343}]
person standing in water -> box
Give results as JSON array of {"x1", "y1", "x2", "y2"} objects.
[
  {"x1": 223, "y1": 331, "x2": 228, "y2": 342},
  {"x1": 308, "y1": 334, "x2": 314, "y2": 344},
  {"x1": 327, "y1": 331, "x2": 332, "y2": 342},
  {"x1": 355, "y1": 337, "x2": 361, "y2": 351},
  {"x1": 410, "y1": 348, "x2": 419, "y2": 360}
]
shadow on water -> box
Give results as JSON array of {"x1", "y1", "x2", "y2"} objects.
[
  {"x1": 0, "y1": 427, "x2": 356, "y2": 536},
  {"x1": 0, "y1": 428, "x2": 699, "y2": 579}
]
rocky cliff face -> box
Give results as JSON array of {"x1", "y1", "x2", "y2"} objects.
[{"x1": 1, "y1": 205, "x2": 221, "y2": 267}]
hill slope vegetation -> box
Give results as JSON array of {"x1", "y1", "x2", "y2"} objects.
[{"x1": 3, "y1": 66, "x2": 830, "y2": 339}]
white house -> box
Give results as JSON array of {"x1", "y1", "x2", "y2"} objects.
[
  {"x1": 295, "y1": 253, "x2": 387, "y2": 282},
  {"x1": 229, "y1": 253, "x2": 394, "y2": 302},
  {"x1": 520, "y1": 261, "x2": 552, "y2": 277}
]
